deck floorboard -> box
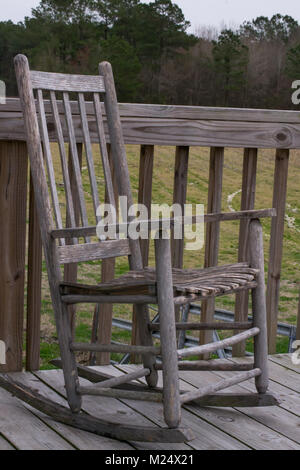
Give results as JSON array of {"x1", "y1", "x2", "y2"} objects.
[{"x1": 0, "y1": 354, "x2": 298, "y2": 450}]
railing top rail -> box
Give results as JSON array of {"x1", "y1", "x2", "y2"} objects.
[
  {"x1": 2, "y1": 97, "x2": 300, "y2": 123},
  {"x1": 1, "y1": 98, "x2": 300, "y2": 148}
]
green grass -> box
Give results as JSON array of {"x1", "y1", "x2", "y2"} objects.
[{"x1": 26, "y1": 144, "x2": 300, "y2": 368}]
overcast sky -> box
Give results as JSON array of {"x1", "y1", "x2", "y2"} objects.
[{"x1": 2, "y1": 0, "x2": 300, "y2": 32}]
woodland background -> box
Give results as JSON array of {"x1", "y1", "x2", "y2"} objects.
[{"x1": 2, "y1": 0, "x2": 300, "y2": 108}]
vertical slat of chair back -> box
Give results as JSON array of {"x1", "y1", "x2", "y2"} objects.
[
  {"x1": 32, "y1": 70, "x2": 115, "y2": 241},
  {"x1": 16, "y1": 55, "x2": 133, "y2": 265},
  {"x1": 49, "y1": 89, "x2": 77, "y2": 242},
  {"x1": 93, "y1": 93, "x2": 116, "y2": 208},
  {"x1": 36, "y1": 89, "x2": 65, "y2": 245},
  {"x1": 62, "y1": 91, "x2": 90, "y2": 242}
]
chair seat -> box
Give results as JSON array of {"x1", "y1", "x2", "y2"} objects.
[{"x1": 60, "y1": 262, "x2": 259, "y2": 302}]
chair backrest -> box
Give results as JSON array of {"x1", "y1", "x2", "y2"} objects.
[{"x1": 14, "y1": 55, "x2": 143, "y2": 282}]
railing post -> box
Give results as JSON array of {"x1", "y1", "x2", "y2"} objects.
[
  {"x1": 233, "y1": 148, "x2": 257, "y2": 357},
  {"x1": 131, "y1": 144, "x2": 154, "y2": 363},
  {"x1": 26, "y1": 175, "x2": 42, "y2": 371},
  {"x1": 200, "y1": 147, "x2": 224, "y2": 356},
  {"x1": 171, "y1": 146, "x2": 189, "y2": 271},
  {"x1": 0, "y1": 141, "x2": 28, "y2": 372},
  {"x1": 94, "y1": 144, "x2": 119, "y2": 365},
  {"x1": 266, "y1": 149, "x2": 289, "y2": 354},
  {"x1": 172, "y1": 146, "x2": 189, "y2": 333},
  {"x1": 64, "y1": 143, "x2": 83, "y2": 337}
]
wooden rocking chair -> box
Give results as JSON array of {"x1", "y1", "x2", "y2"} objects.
[{"x1": 13, "y1": 54, "x2": 278, "y2": 442}]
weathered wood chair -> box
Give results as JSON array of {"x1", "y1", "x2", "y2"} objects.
[{"x1": 14, "y1": 54, "x2": 277, "y2": 442}]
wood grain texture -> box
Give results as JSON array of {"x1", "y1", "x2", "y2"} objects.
[
  {"x1": 178, "y1": 328, "x2": 260, "y2": 358},
  {"x1": 78, "y1": 385, "x2": 163, "y2": 402},
  {"x1": 26, "y1": 176, "x2": 42, "y2": 371},
  {"x1": 71, "y1": 342, "x2": 160, "y2": 355},
  {"x1": 100, "y1": 61, "x2": 157, "y2": 388},
  {"x1": 93, "y1": 143, "x2": 118, "y2": 366},
  {"x1": 171, "y1": 146, "x2": 189, "y2": 269},
  {"x1": 12, "y1": 371, "x2": 133, "y2": 450},
  {"x1": 200, "y1": 147, "x2": 224, "y2": 354},
  {"x1": 91, "y1": 367, "x2": 150, "y2": 389},
  {"x1": 0, "y1": 141, "x2": 28, "y2": 372},
  {"x1": 266, "y1": 149, "x2": 289, "y2": 353},
  {"x1": 234, "y1": 148, "x2": 257, "y2": 356},
  {"x1": 0, "y1": 375, "x2": 74, "y2": 450},
  {"x1": 50, "y1": 209, "x2": 276, "y2": 239},
  {"x1": 180, "y1": 368, "x2": 261, "y2": 404},
  {"x1": 0, "y1": 357, "x2": 297, "y2": 449},
  {"x1": 58, "y1": 239, "x2": 131, "y2": 264},
  {"x1": 0, "y1": 373, "x2": 191, "y2": 444},
  {"x1": 3, "y1": 98, "x2": 300, "y2": 148},
  {"x1": 155, "y1": 234, "x2": 181, "y2": 428},
  {"x1": 249, "y1": 219, "x2": 269, "y2": 393},
  {"x1": 132, "y1": 144, "x2": 154, "y2": 362},
  {"x1": 63, "y1": 92, "x2": 89, "y2": 236},
  {"x1": 37, "y1": 89, "x2": 63, "y2": 234},
  {"x1": 149, "y1": 321, "x2": 253, "y2": 331},
  {"x1": 155, "y1": 360, "x2": 254, "y2": 371},
  {"x1": 78, "y1": 93, "x2": 100, "y2": 217},
  {"x1": 30, "y1": 71, "x2": 105, "y2": 92},
  {"x1": 50, "y1": 90, "x2": 77, "y2": 234},
  {"x1": 63, "y1": 143, "x2": 83, "y2": 338},
  {"x1": 15, "y1": 54, "x2": 82, "y2": 413},
  {"x1": 3, "y1": 97, "x2": 300, "y2": 123}
]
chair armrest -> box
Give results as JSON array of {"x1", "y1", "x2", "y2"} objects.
[{"x1": 51, "y1": 208, "x2": 276, "y2": 240}]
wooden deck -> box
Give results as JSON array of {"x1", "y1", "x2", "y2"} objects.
[{"x1": 0, "y1": 354, "x2": 299, "y2": 450}]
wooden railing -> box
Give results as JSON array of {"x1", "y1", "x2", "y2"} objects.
[{"x1": 0, "y1": 97, "x2": 299, "y2": 372}]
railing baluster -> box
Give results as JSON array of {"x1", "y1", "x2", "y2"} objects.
[
  {"x1": 200, "y1": 147, "x2": 224, "y2": 357},
  {"x1": 266, "y1": 149, "x2": 289, "y2": 353},
  {"x1": 131, "y1": 144, "x2": 154, "y2": 363},
  {"x1": 0, "y1": 141, "x2": 28, "y2": 372},
  {"x1": 63, "y1": 143, "x2": 83, "y2": 338},
  {"x1": 171, "y1": 146, "x2": 189, "y2": 270},
  {"x1": 233, "y1": 148, "x2": 258, "y2": 356},
  {"x1": 26, "y1": 176, "x2": 42, "y2": 371},
  {"x1": 93, "y1": 144, "x2": 119, "y2": 365},
  {"x1": 172, "y1": 145, "x2": 189, "y2": 344}
]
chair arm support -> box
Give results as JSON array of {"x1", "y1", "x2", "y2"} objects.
[{"x1": 51, "y1": 208, "x2": 276, "y2": 240}]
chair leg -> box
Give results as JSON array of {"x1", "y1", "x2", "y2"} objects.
[
  {"x1": 249, "y1": 219, "x2": 269, "y2": 394},
  {"x1": 155, "y1": 233, "x2": 181, "y2": 428},
  {"x1": 134, "y1": 303, "x2": 158, "y2": 388},
  {"x1": 56, "y1": 299, "x2": 82, "y2": 413}
]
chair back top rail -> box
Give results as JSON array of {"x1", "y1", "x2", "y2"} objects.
[{"x1": 30, "y1": 71, "x2": 105, "y2": 93}]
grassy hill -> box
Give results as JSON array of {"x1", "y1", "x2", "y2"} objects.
[{"x1": 28, "y1": 144, "x2": 300, "y2": 368}]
